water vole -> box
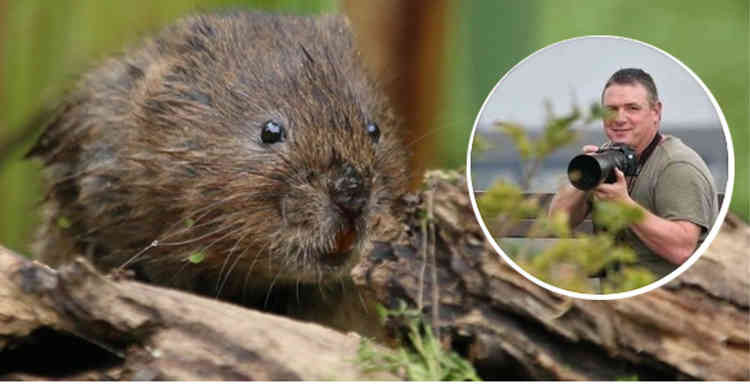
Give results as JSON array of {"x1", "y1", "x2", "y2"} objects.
[{"x1": 28, "y1": 11, "x2": 408, "y2": 313}]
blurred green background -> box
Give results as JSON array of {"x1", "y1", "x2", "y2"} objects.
[{"x1": 1, "y1": 0, "x2": 748, "y2": 255}]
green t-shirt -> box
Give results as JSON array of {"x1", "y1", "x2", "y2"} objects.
[{"x1": 600, "y1": 135, "x2": 719, "y2": 278}]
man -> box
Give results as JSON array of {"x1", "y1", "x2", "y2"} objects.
[{"x1": 549, "y1": 68, "x2": 718, "y2": 278}]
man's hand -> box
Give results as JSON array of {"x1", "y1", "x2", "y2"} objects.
[
  {"x1": 547, "y1": 144, "x2": 600, "y2": 227},
  {"x1": 549, "y1": 186, "x2": 590, "y2": 228},
  {"x1": 582, "y1": 144, "x2": 598, "y2": 154},
  {"x1": 593, "y1": 168, "x2": 632, "y2": 205},
  {"x1": 591, "y1": 168, "x2": 699, "y2": 265}
]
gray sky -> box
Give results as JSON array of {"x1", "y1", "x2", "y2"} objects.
[
  {"x1": 476, "y1": 36, "x2": 723, "y2": 132},
  {"x1": 470, "y1": 36, "x2": 730, "y2": 193}
]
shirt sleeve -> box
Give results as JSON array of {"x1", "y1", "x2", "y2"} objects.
[{"x1": 653, "y1": 161, "x2": 715, "y2": 234}]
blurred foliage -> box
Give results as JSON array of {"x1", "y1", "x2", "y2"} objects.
[
  {"x1": 478, "y1": 104, "x2": 655, "y2": 293},
  {"x1": 520, "y1": 231, "x2": 641, "y2": 293},
  {"x1": 593, "y1": 200, "x2": 646, "y2": 234},
  {"x1": 357, "y1": 300, "x2": 480, "y2": 381},
  {"x1": 516, "y1": 198, "x2": 656, "y2": 294},
  {"x1": 471, "y1": 134, "x2": 494, "y2": 155},
  {"x1": 477, "y1": 181, "x2": 539, "y2": 224},
  {"x1": 482, "y1": 102, "x2": 601, "y2": 189},
  {"x1": 0, "y1": 0, "x2": 748, "y2": 255}
]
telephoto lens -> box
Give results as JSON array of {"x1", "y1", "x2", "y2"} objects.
[{"x1": 567, "y1": 144, "x2": 637, "y2": 190}]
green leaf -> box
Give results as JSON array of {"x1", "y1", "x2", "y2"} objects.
[
  {"x1": 188, "y1": 251, "x2": 205, "y2": 264},
  {"x1": 592, "y1": 201, "x2": 645, "y2": 233},
  {"x1": 356, "y1": 303, "x2": 480, "y2": 381},
  {"x1": 56, "y1": 216, "x2": 72, "y2": 229},
  {"x1": 496, "y1": 121, "x2": 533, "y2": 159},
  {"x1": 472, "y1": 133, "x2": 494, "y2": 154},
  {"x1": 477, "y1": 180, "x2": 539, "y2": 221}
]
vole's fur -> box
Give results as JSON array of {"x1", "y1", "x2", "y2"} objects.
[{"x1": 29, "y1": 11, "x2": 407, "y2": 321}]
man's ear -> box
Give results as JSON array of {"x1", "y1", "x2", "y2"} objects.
[{"x1": 652, "y1": 101, "x2": 663, "y2": 123}]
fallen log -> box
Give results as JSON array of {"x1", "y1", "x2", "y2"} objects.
[
  {"x1": 0, "y1": 171, "x2": 747, "y2": 380},
  {"x1": 0, "y1": 246, "x2": 394, "y2": 380},
  {"x1": 353, "y1": 171, "x2": 749, "y2": 380}
]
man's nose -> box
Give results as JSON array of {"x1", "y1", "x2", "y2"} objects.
[{"x1": 613, "y1": 108, "x2": 627, "y2": 124}]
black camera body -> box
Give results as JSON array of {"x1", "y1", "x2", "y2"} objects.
[{"x1": 567, "y1": 143, "x2": 637, "y2": 190}]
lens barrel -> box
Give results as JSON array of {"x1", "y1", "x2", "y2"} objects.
[{"x1": 567, "y1": 145, "x2": 636, "y2": 190}]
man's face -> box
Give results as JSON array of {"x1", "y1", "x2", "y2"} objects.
[{"x1": 602, "y1": 83, "x2": 662, "y2": 154}]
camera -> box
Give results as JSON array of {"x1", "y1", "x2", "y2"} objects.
[{"x1": 567, "y1": 143, "x2": 637, "y2": 190}]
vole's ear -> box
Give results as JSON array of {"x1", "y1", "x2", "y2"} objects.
[
  {"x1": 23, "y1": 109, "x2": 57, "y2": 159},
  {"x1": 0, "y1": 104, "x2": 58, "y2": 164},
  {"x1": 24, "y1": 98, "x2": 81, "y2": 162}
]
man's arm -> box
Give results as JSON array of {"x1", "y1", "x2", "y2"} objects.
[
  {"x1": 628, "y1": 211, "x2": 701, "y2": 264},
  {"x1": 594, "y1": 169, "x2": 700, "y2": 265},
  {"x1": 548, "y1": 145, "x2": 597, "y2": 227},
  {"x1": 548, "y1": 183, "x2": 591, "y2": 228}
]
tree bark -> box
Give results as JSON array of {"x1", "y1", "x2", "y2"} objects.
[{"x1": 353, "y1": 171, "x2": 749, "y2": 380}]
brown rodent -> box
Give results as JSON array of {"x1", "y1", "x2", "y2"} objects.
[{"x1": 28, "y1": 11, "x2": 407, "y2": 316}]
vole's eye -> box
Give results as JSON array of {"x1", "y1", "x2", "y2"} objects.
[
  {"x1": 366, "y1": 122, "x2": 380, "y2": 143},
  {"x1": 261, "y1": 120, "x2": 286, "y2": 144}
]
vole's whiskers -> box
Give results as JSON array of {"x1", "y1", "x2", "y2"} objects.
[
  {"x1": 241, "y1": 243, "x2": 269, "y2": 303},
  {"x1": 295, "y1": 278, "x2": 302, "y2": 305},
  {"x1": 118, "y1": 239, "x2": 160, "y2": 270},
  {"x1": 315, "y1": 265, "x2": 327, "y2": 300},
  {"x1": 158, "y1": 219, "x2": 240, "y2": 247},
  {"x1": 216, "y1": 225, "x2": 255, "y2": 295},
  {"x1": 159, "y1": 195, "x2": 239, "y2": 240},
  {"x1": 263, "y1": 263, "x2": 290, "y2": 309},
  {"x1": 216, "y1": 243, "x2": 246, "y2": 298},
  {"x1": 402, "y1": 113, "x2": 470, "y2": 152},
  {"x1": 170, "y1": 256, "x2": 194, "y2": 287}
]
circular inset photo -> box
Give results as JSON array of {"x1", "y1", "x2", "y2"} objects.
[{"x1": 467, "y1": 36, "x2": 734, "y2": 299}]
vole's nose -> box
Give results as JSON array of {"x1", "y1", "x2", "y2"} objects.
[{"x1": 331, "y1": 163, "x2": 367, "y2": 219}]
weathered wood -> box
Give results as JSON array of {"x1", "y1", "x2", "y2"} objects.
[
  {"x1": 354, "y1": 172, "x2": 749, "y2": 380},
  {"x1": 0, "y1": 246, "x2": 394, "y2": 381},
  {"x1": 0, "y1": 173, "x2": 746, "y2": 380}
]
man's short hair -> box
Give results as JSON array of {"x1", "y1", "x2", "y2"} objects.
[{"x1": 602, "y1": 68, "x2": 659, "y2": 106}]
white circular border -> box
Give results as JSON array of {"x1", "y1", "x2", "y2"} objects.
[{"x1": 466, "y1": 35, "x2": 735, "y2": 300}]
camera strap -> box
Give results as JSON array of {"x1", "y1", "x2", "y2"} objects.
[
  {"x1": 637, "y1": 131, "x2": 663, "y2": 171},
  {"x1": 628, "y1": 131, "x2": 663, "y2": 194}
]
